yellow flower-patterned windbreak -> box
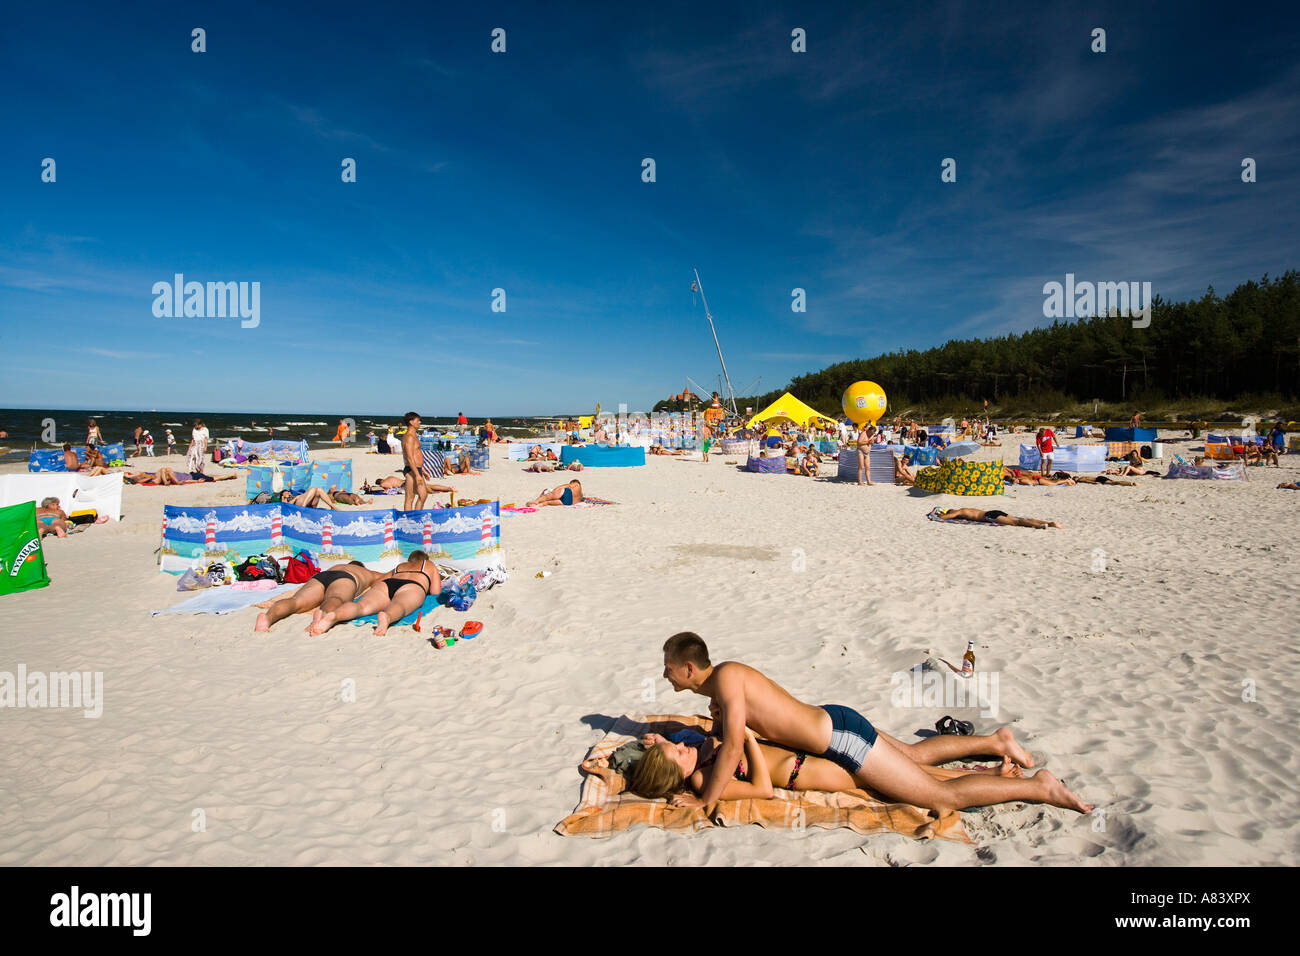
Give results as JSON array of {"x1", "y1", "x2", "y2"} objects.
[{"x1": 912, "y1": 459, "x2": 1005, "y2": 496}]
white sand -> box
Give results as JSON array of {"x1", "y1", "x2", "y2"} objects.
[{"x1": 2, "y1": 435, "x2": 1298, "y2": 866}]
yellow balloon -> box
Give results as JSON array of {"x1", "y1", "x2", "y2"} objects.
[{"x1": 842, "y1": 381, "x2": 887, "y2": 425}]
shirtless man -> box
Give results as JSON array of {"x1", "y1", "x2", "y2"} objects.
[
  {"x1": 893, "y1": 454, "x2": 919, "y2": 486},
  {"x1": 78, "y1": 445, "x2": 111, "y2": 477},
  {"x1": 254, "y1": 561, "x2": 385, "y2": 633},
  {"x1": 401, "y1": 411, "x2": 428, "y2": 511},
  {"x1": 526, "y1": 478, "x2": 584, "y2": 507},
  {"x1": 934, "y1": 507, "x2": 1063, "y2": 529},
  {"x1": 660, "y1": 633, "x2": 1091, "y2": 814}
]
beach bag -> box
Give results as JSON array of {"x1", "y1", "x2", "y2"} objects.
[
  {"x1": 284, "y1": 550, "x2": 320, "y2": 584},
  {"x1": 177, "y1": 568, "x2": 213, "y2": 591}
]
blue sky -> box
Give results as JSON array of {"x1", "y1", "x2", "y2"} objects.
[{"x1": 2, "y1": 0, "x2": 1297, "y2": 415}]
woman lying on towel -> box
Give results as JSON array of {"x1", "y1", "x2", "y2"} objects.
[
  {"x1": 526, "y1": 478, "x2": 584, "y2": 507},
  {"x1": 631, "y1": 704, "x2": 1031, "y2": 802},
  {"x1": 307, "y1": 550, "x2": 440, "y2": 637},
  {"x1": 254, "y1": 561, "x2": 386, "y2": 633}
]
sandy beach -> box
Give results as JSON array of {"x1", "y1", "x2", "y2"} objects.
[{"x1": 2, "y1": 434, "x2": 1298, "y2": 866}]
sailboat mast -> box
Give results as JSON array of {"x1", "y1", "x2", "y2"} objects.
[{"x1": 693, "y1": 268, "x2": 738, "y2": 415}]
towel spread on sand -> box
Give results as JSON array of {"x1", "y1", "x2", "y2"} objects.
[
  {"x1": 555, "y1": 714, "x2": 970, "y2": 841},
  {"x1": 571, "y1": 497, "x2": 616, "y2": 508},
  {"x1": 151, "y1": 583, "x2": 296, "y2": 616}
]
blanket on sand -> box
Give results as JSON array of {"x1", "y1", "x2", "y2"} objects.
[{"x1": 555, "y1": 714, "x2": 970, "y2": 841}]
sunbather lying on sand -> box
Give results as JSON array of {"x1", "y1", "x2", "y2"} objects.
[
  {"x1": 631, "y1": 701, "x2": 1024, "y2": 801},
  {"x1": 1002, "y1": 466, "x2": 1074, "y2": 486},
  {"x1": 363, "y1": 476, "x2": 404, "y2": 492},
  {"x1": 1106, "y1": 462, "x2": 1160, "y2": 477},
  {"x1": 933, "y1": 507, "x2": 1063, "y2": 528},
  {"x1": 308, "y1": 551, "x2": 440, "y2": 637},
  {"x1": 278, "y1": 487, "x2": 341, "y2": 509},
  {"x1": 327, "y1": 485, "x2": 371, "y2": 505},
  {"x1": 1278, "y1": 482, "x2": 1300, "y2": 490},
  {"x1": 1065, "y1": 473, "x2": 1136, "y2": 486},
  {"x1": 658, "y1": 633, "x2": 1091, "y2": 814},
  {"x1": 650, "y1": 445, "x2": 685, "y2": 456},
  {"x1": 526, "y1": 479, "x2": 584, "y2": 507},
  {"x1": 523, "y1": 460, "x2": 583, "y2": 473},
  {"x1": 35, "y1": 497, "x2": 70, "y2": 537},
  {"x1": 254, "y1": 561, "x2": 385, "y2": 633},
  {"x1": 126, "y1": 468, "x2": 233, "y2": 485}
]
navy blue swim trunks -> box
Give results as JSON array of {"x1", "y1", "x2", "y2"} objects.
[{"x1": 820, "y1": 704, "x2": 878, "y2": 774}]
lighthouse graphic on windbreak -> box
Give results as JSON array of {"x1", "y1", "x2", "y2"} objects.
[
  {"x1": 316, "y1": 513, "x2": 351, "y2": 563},
  {"x1": 266, "y1": 509, "x2": 291, "y2": 555},
  {"x1": 380, "y1": 513, "x2": 402, "y2": 560},
  {"x1": 202, "y1": 511, "x2": 229, "y2": 559},
  {"x1": 424, "y1": 514, "x2": 452, "y2": 559},
  {"x1": 475, "y1": 506, "x2": 499, "y2": 556}
]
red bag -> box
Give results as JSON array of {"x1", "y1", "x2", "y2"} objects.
[{"x1": 284, "y1": 550, "x2": 320, "y2": 583}]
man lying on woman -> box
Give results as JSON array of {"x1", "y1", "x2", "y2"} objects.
[
  {"x1": 657, "y1": 633, "x2": 1091, "y2": 814},
  {"x1": 631, "y1": 701, "x2": 1027, "y2": 802}
]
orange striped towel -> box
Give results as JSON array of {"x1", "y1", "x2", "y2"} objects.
[{"x1": 555, "y1": 714, "x2": 970, "y2": 842}]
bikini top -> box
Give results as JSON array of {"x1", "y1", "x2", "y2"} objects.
[
  {"x1": 697, "y1": 740, "x2": 747, "y2": 781},
  {"x1": 393, "y1": 558, "x2": 433, "y2": 594}
]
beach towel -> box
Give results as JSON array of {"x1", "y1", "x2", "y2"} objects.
[
  {"x1": 571, "y1": 497, "x2": 616, "y2": 507},
  {"x1": 555, "y1": 714, "x2": 970, "y2": 841},
  {"x1": 151, "y1": 582, "x2": 295, "y2": 615}
]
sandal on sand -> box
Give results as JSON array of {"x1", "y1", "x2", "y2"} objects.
[{"x1": 936, "y1": 715, "x2": 974, "y2": 736}]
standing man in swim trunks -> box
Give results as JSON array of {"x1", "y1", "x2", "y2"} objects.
[
  {"x1": 856, "y1": 423, "x2": 876, "y2": 486},
  {"x1": 401, "y1": 411, "x2": 428, "y2": 511},
  {"x1": 700, "y1": 421, "x2": 712, "y2": 462},
  {"x1": 659, "y1": 632, "x2": 1091, "y2": 814}
]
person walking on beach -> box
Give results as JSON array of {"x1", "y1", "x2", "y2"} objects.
[
  {"x1": 165, "y1": 429, "x2": 176, "y2": 455},
  {"x1": 401, "y1": 411, "x2": 429, "y2": 511},
  {"x1": 86, "y1": 419, "x2": 103, "y2": 449},
  {"x1": 457, "y1": 411, "x2": 468, "y2": 434},
  {"x1": 334, "y1": 419, "x2": 350, "y2": 447},
  {"x1": 143, "y1": 430, "x2": 155, "y2": 456},
  {"x1": 658, "y1": 633, "x2": 1091, "y2": 814},
  {"x1": 133, "y1": 425, "x2": 143, "y2": 457},
  {"x1": 700, "y1": 421, "x2": 712, "y2": 462}
]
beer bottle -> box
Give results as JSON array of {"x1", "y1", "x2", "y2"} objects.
[{"x1": 962, "y1": 640, "x2": 975, "y2": 678}]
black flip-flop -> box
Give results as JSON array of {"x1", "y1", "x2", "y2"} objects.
[{"x1": 935, "y1": 715, "x2": 974, "y2": 736}]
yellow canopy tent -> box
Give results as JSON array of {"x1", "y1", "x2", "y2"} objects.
[{"x1": 746, "y1": 393, "x2": 838, "y2": 429}]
